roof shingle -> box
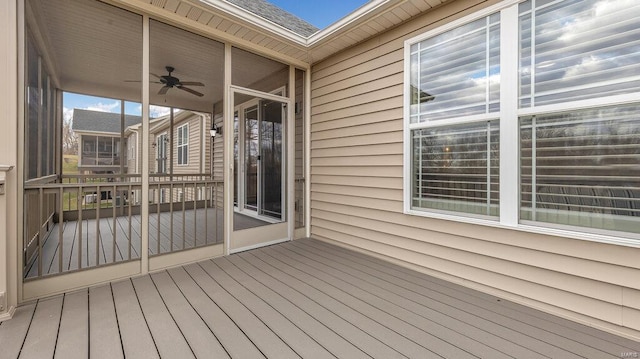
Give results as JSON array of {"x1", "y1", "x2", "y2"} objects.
[
  {"x1": 72, "y1": 109, "x2": 142, "y2": 134},
  {"x1": 226, "y1": 0, "x2": 319, "y2": 37}
]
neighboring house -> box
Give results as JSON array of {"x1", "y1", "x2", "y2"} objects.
[
  {"x1": 72, "y1": 109, "x2": 141, "y2": 174},
  {"x1": 148, "y1": 109, "x2": 213, "y2": 204},
  {"x1": 148, "y1": 110, "x2": 211, "y2": 176},
  {"x1": 1, "y1": 0, "x2": 639, "y2": 344}
]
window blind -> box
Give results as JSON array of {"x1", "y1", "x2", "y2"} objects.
[
  {"x1": 519, "y1": 0, "x2": 640, "y2": 107},
  {"x1": 521, "y1": 104, "x2": 640, "y2": 234},
  {"x1": 409, "y1": 14, "x2": 500, "y2": 123},
  {"x1": 413, "y1": 121, "x2": 499, "y2": 217}
]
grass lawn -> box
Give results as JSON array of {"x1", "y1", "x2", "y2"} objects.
[
  {"x1": 62, "y1": 154, "x2": 79, "y2": 174},
  {"x1": 61, "y1": 154, "x2": 117, "y2": 211}
]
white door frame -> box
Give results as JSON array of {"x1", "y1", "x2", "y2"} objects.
[{"x1": 226, "y1": 80, "x2": 294, "y2": 254}]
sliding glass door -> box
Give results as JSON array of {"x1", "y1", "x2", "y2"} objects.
[{"x1": 230, "y1": 89, "x2": 289, "y2": 252}]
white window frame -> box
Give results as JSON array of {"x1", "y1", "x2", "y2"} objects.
[
  {"x1": 403, "y1": 0, "x2": 640, "y2": 247},
  {"x1": 176, "y1": 123, "x2": 188, "y2": 166}
]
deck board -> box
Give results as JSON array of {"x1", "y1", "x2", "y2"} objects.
[
  {"x1": 185, "y1": 262, "x2": 299, "y2": 359},
  {"x1": 227, "y1": 253, "x2": 370, "y2": 359},
  {"x1": 167, "y1": 266, "x2": 264, "y2": 359},
  {"x1": 131, "y1": 275, "x2": 196, "y2": 359},
  {"x1": 89, "y1": 284, "x2": 124, "y2": 359},
  {"x1": 55, "y1": 289, "x2": 89, "y2": 359},
  {"x1": 3, "y1": 239, "x2": 639, "y2": 359},
  {"x1": 283, "y1": 242, "x2": 522, "y2": 359},
  {"x1": 304, "y1": 238, "x2": 640, "y2": 354},
  {"x1": 211, "y1": 257, "x2": 333, "y2": 358},
  {"x1": 261, "y1": 245, "x2": 456, "y2": 359},
  {"x1": 111, "y1": 279, "x2": 159, "y2": 359},
  {"x1": 0, "y1": 303, "x2": 36, "y2": 359},
  {"x1": 288, "y1": 240, "x2": 576, "y2": 358},
  {"x1": 150, "y1": 271, "x2": 230, "y2": 358},
  {"x1": 19, "y1": 296, "x2": 62, "y2": 359},
  {"x1": 245, "y1": 249, "x2": 408, "y2": 358}
]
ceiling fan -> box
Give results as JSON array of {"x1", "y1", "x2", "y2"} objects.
[
  {"x1": 154, "y1": 66, "x2": 204, "y2": 97},
  {"x1": 127, "y1": 66, "x2": 205, "y2": 97}
]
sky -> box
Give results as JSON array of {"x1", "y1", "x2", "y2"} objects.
[{"x1": 269, "y1": 0, "x2": 369, "y2": 29}]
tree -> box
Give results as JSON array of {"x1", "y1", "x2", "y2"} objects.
[{"x1": 62, "y1": 116, "x2": 78, "y2": 155}]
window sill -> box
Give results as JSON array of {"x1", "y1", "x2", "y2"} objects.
[{"x1": 405, "y1": 208, "x2": 640, "y2": 249}]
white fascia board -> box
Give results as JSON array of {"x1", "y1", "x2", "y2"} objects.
[
  {"x1": 306, "y1": 0, "x2": 394, "y2": 46},
  {"x1": 197, "y1": 0, "x2": 396, "y2": 48}
]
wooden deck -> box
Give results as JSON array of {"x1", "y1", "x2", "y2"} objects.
[
  {"x1": 5, "y1": 239, "x2": 639, "y2": 358},
  {"x1": 25, "y1": 209, "x2": 267, "y2": 278}
]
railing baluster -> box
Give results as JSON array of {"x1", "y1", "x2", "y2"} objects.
[
  {"x1": 215, "y1": 182, "x2": 219, "y2": 244},
  {"x1": 77, "y1": 185, "x2": 83, "y2": 270},
  {"x1": 169, "y1": 182, "x2": 173, "y2": 252},
  {"x1": 96, "y1": 185, "x2": 100, "y2": 266},
  {"x1": 112, "y1": 184, "x2": 116, "y2": 263},
  {"x1": 157, "y1": 182, "x2": 161, "y2": 255},
  {"x1": 128, "y1": 183, "x2": 132, "y2": 260},
  {"x1": 182, "y1": 181, "x2": 186, "y2": 250},
  {"x1": 204, "y1": 180, "x2": 209, "y2": 245},
  {"x1": 58, "y1": 187, "x2": 64, "y2": 273},
  {"x1": 193, "y1": 181, "x2": 197, "y2": 247},
  {"x1": 38, "y1": 188, "x2": 44, "y2": 277}
]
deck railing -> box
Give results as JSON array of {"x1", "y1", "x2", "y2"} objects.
[
  {"x1": 149, "y1": 174, "x2": 223, "y2": 255},
  {"x1": 23, "y1": 173, "x2": 223, "y2": 279}
]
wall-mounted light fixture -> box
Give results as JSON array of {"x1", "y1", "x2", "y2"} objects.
[
  {"x1": 151, "y1": 136, "x2": 169, "y2": 148},
  {"x1": 210, "y1": 123, "x2": 222, "y2": 138}
]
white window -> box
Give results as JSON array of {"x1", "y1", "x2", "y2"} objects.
[
  {"x1": 406, "y1": 11, "x2": 501, "y2": 219},
  {"x1": 405, "y1": 0, "x2": 640, "y2": 242},
  {"x1": 177, "y1": 124, "x2": 188, "y2": 165}
]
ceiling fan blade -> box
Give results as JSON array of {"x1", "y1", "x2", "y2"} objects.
[
  {"x1": 158, "y1": 86, "x2": 170, "y2": 95},
  {"x1": 125, "y1": 80, "x2": 163, "y2": 84},
  {"x1": 150, "y1": 73, "x2": 162, "y2": 80},
  {"x1": 178, "y1": 81, "x2": 205, "y2": 86},
  {"x1": 177, "y1": 86, "x2": 204, "y2": 97}
]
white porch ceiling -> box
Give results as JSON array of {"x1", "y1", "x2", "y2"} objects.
[
  {"x1": 28, "y1": 0, "x2": 289, "y2": 112},
  {"x1": 27, "y1": 0, "x2": 450, "y2": 109}
]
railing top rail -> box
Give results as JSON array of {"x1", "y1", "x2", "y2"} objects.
[
  {"x1": 61, "y1": 173, "x2": 215, "y2": 178},
  {"x1": 25, "y1": 179, "x2": 224, "y2": 190},
  {"x1": 25, "y1": 182, "x2": 144, "y2": 190},
  {"x1": 24, "y1": 174, "x2": 58, "y2": 186},
  {"x1": 148, "y1": 173, "x2": 214, "y2": 178},
  {"x1": 61, "y1": 174, "x2": 141, "y2": 179}
]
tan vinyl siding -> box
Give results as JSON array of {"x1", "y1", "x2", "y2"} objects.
[{"x1": 309, "y1": 0, "x2": 640, "y2": 339}]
